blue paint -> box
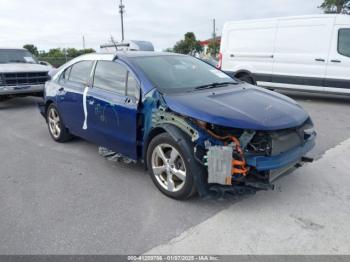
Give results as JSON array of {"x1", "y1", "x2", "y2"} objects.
[
  {"x1": 42, "y1": 52, "x2": 315, "y2": 179},
  {"x1": 163, "y1": 85, "x2": 309, "y2": 131}
]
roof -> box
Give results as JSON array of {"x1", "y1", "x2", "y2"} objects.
[
  {"x1": 76, "y1": 51, "x2": 180, "y2": 62},
  {"x1": 0, "y1": 47, "x2": 26, "y2": 50},
  {"x1": 223, "y1": 14, "x2": 350, "y2": 26}
]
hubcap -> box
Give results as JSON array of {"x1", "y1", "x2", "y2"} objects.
[
  {"x1": 151, "y1": 144, "x2": 187, "y2": 193},
  {"x1": 48, "y1": 107, "x2": 61, "y2": 139}
]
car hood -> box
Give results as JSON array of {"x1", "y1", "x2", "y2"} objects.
[
  {"x1": 0, "y1": 63, "x2": 50, "y2": 73},
  {"x1": 162, "y1": 85, "x2": 309, "y2": 131}
]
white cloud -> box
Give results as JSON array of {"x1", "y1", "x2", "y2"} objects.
[{"x1": 0, "y1": 0, "x2": 323, "y2": 51}]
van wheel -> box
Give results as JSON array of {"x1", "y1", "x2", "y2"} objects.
[
  {"x1": 237, "y1": 74, "x2": 255, "y2": 85},
  {"x1": 0, "y1": 96, "x2": 11, "y2": 102},
  {"x1": 46, "y1": 104, "x2": 72, "y2": 143},
  {"x1": 147, "y1": 133, "x2": 197, "y2": 200}
]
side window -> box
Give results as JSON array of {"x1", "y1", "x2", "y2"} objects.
[
  {"x1": 69, "y1": 61, "x2": 94, "y2": 84},
  {"x1": 93, "y1": 61, "x2": 127, "y2": 95},
  {"x1": 60, "y1": 67, "x2": 72, "y2": 83},
  {"x1": 126, "y1": 72, "x2": 140, "y2": 98},
  {"x1": 338, "y1": 29, "x2": 350, "y2": 58}
]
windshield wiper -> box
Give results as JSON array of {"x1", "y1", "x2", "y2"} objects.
[{"x1": 194, "y1": 81, "x2": 236, "y2": 90}]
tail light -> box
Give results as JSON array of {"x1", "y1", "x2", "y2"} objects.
[{"x1": 216, "y1": 52, "x2": 223, "y2": 70}]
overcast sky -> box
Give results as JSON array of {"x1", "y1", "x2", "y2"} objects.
[{"x1": 0, "y1": 0, "x2": 323, "y2": 51}]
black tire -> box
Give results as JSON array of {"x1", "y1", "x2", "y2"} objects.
[
  {"x1": 238, "y1": 74, "x2": 255, "y2": 85},
  {"x1": 0, "y1": 96, "x2": 11, "y2": 102},
  {"x1": 147, "y1": 132, "x2": 197, "y2": 200},
  {"x1": 46, "y1": 104, "x2": 72, "y2": 143}
]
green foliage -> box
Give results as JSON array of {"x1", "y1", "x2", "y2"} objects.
[
  {"x1": 320, "y1": 0, "x2": 350, "y2": 13},
  {"x1": 38, "y1": 48, "x2": 96, "y2": 67},
  {"x1": 207, "y1": 40, "x2": 220, "y2": 57},
  {"x1": 173, "y1": 32, "x2": 203, "y2": 55},
  {"x1": 23, "y1": 44, "x2": 39, "y2": 56}
]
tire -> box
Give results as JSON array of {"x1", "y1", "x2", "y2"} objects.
[
  {"x1": 0, "y1": 96, "x2": 11, "y2": 102},
  {"x1": 147, "y1": 132, "x2": 197, "y2": 200},
  {"x1": 237, "y1": 74, "x2": 255, "y2": 85},
  {"x1": 46, "y1": 104, "x2": 72, "y2": 143}
]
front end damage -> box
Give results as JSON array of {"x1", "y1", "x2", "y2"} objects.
[{"x1": 143, "y1": 91, "x2": 316, "y2": 197}]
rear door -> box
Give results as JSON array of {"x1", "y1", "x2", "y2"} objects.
[
  {"x1": 57, "y1": 60, "x2": 94, "y2": 136},
  {"x1": 272, "y1": 17, "x2": 334, "y2": 91},
  {"x1": 325, "y1": 27, "x2": 350, "y2": 93},
  {"x1": 87, "y1": 60, "x2": 140, "y2": 159}
]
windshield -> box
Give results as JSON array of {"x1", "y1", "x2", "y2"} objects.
[
  {"x1": 0, "y1": 49, "x2": 38, "y2": 64},
  {"x1": 130, "y1": 55, "x2": 237, "y2": 93}
]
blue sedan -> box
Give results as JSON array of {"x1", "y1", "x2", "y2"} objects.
[{"x1": 40, "y1": 52, "x2": 316, "y2": 199}]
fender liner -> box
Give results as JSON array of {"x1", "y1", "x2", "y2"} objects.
[{"x1": 144, "y1": 123, "x2": 209, "y2": 197}]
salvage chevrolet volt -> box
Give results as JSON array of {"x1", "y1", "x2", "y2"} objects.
[{"x1": 40, "y1": 52, "x2": 316, "y2": 199}]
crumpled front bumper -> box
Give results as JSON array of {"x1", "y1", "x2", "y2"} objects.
[{"x1": 246, "y1": 132, "x2": 316, "y2": 172}]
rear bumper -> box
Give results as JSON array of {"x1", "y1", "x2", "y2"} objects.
[
  {"x1": 246, "y1": 132, "x2": 316, "y2": 171},
  {"x1": 0, "y1": 84, "x2": 44, "y2": 95}
]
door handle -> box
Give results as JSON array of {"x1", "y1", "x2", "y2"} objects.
[
  {"x1": 58, "y1": 87, "x2": 65, "y2": 92},
  {"x1": 315, "y1": 58, "x2": 325, "y2": 62},
  {"x1": 331, "y1": 59, "x2": 341, "y2": 63}
]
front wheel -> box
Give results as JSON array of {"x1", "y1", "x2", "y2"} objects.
[
  {"x1": 46, "y1": 104, "x2": 72, "y2": 142},
  {"x1": 147, "y1": 133, "x2": 196, "y2": 200}
]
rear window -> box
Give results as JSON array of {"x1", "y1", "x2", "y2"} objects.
[{"x1": 338, "y1": 29, "x2": 350, "y2": 58}]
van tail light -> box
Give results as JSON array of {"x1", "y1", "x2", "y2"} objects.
[{"x1": 217, "y1": 52, "x2": 223, "y2": 70}]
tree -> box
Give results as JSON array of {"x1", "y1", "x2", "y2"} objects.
[
  {"x1": 207, "y1": 39, "x2": 220, "y2": 57},
  {"x1": 319, "y1": 0, "x2": 350, "y2": 14},
  {"x1": 23, "y1": 44, "x2": 39, "y2": 56},
  {"x1": 173, "y1": 32, "x2": 203, "y2": 55}
]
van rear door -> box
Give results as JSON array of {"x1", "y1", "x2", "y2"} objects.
[
  {"x1": 325, "y1": 26, "x2": 350, "y2": 93},
  {"x1": 272, "y1": 17, "x2": 334, "y2": 91}
]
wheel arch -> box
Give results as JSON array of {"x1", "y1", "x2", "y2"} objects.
[
  {"x1": 143, "y1": 123, "x2": 208, "y2": 197},
  {"x1": 235, "y1": 70, "x2": 256, "y2": 84}
]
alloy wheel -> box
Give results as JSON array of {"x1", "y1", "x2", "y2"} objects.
[{"x1": 151, "y1": 143, "x2": 187, "y2": 193}]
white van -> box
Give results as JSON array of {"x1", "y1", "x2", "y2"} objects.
[{"x1": 219, "y1": 15, "x2": 350, "y2": 94}]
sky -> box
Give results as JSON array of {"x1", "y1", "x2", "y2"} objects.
[{"x1": 0, "y1": 0, "x2": 324, "y2": 52}]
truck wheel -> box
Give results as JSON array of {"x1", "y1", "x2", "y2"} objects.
[
  {"x1": 147, "y1": 133, "x2": 196, "y2": 200},
  {"x1": 238, "y1": 74, "x2": 255, "y2": 85},
  {"x1": 46, "y1": 104, "x2": 72, "y2": 143}
]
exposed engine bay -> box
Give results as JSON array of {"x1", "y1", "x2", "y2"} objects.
[{"x1": 151, "y1": 108, "x2": 316, "y2": 194}]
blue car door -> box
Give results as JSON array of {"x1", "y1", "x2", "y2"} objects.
[
  {"x1": 85, "y1": 60, "x2": 140, "y2": 160},
  {"x1": 57, "y1": 60, "x2": 94, "y2": 137}
]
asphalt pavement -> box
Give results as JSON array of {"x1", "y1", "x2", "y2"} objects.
[{"x1": 0, "y1": 91, "x2": 349, "y2": 254}]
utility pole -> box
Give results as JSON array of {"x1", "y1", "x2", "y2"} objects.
[
  {"x1": 83, "y1": 35, "x2": 86, "y2": 50},
  {"x1": 212, "y1": 18, "x2": 217, "y2": 58},
  {"x1": 119, "y1": 0, "x2": 125, "y2": 42}
]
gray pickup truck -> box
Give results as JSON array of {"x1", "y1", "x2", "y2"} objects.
[{"x1": 0, "y1": 48, "x2": 51, "y2": 101}]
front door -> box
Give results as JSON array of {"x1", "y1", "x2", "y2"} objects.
[
  {"x1": 325, "y1": 27, "x2": 350, "y2": 92},
  {"x1": 86, "y1": 60, "x2": 140, "y2": 160}
]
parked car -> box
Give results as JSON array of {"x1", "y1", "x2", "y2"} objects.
[
  {"x1": 0, "y1": 48, "x2": 51, "y2": 101},
  {"x1": 39, "y1": 52, "x2": 316, "y2": 199},
  {"x1": 219, "y1": 15, "x2": 350, "y2": 95}
]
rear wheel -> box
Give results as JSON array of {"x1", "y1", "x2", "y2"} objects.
[
  {"x1": 147, "y1": 133, "x2": 196, "y2": 200},
  {"x1": 46, "y1": 104, "x2": 72, "y2": 142},
  {"x1": 237, "y1": 74, "x2": 255, "y2": 85},
  {"x1": 0, "y1": 96, "x2": 11, "y2": 102}
]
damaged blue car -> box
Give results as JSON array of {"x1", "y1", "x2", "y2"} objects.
[{"x1": 40, "y1": 52, "x2": 316, "y2": 200}]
